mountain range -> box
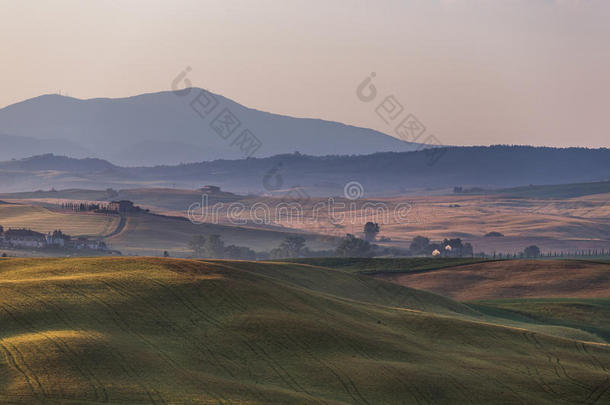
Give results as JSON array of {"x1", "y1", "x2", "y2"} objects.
[
  {"x1": 0, "y1": 146, "x2": 609, "y2": 195},
  {"x1": 0, "y1": 89, "x2": 417, "y2": 166}
]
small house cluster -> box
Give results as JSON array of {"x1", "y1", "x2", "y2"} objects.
[
  {"x1": 0, "y1": 226, "x2": 107, "y2": 251},
  {"x1": 61, "y1": 200, "x2": 143, "y2": 214},
  {"x1": 107, "y1": 200, "x2": 139, "y2": 213}
]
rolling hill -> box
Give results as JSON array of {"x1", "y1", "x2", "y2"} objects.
[
  {"x1": 463, "y1": 180, "x2": 610, "y2": 199},
  {"x1": 0, "y1": 133, "x2": 91, "y2": 161},
  {"x1": 104, "y1": 211, "x2": 335, "y2": 256},
  {"x1": 471, "y1": 298, "x2": 610, "y2": 342},
  {"x1": 375, "y1": 259, "x2": 610, "y2": 301},
  {"x1": 3, "y1": 185, "x2": 610, "y2": 255},
  {"x1": 0, "y1": 202, "x2": 334, "y2": 256},
  {"x1": 0, "y1": 90, "x2": 417, "y2": 166},
  {"x1": 0, "y1": 257, "x2": 607, "y2": 403},
  {"x1": 0, "y1": 203, "x2": 119, "y2": 238},
  {"x1": 286, "y1": 257, "x2": 492, "y2": 274}
]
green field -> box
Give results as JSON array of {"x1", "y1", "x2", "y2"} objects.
[
  {"x1": 285, "y1": 257, "x2": 493, "y2": 274},
  {"x1": 471, "y1": 299, "x2": 610, "y2": 342},
  {"x1": 0, "y1": 257, "x2": 607, "y2": 404},
  {"x1": 488, "y1": 180, "x2": 610, "y2": 199}
]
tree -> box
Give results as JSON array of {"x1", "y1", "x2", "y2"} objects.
[
  {"x1": 363, "y1": 222, "x2": 380, "y2": 242},
  {"x1": 269, "y1": 248, "x2": 285, "y2": 259},
  {"x1": 463, "y1": 242, "x2": 474, "y2": 257},
  {"x1": 281, "y1": 236, "x2": 306, "y2": 257},
  {"x1": 335, "y1": 234, "x2": 373, "y2": 258},
  {"x1": 441, "y1": 238, "x2": 468, "y2": 257},
  {"x1": 485, "y1": 231, "x2": 504, "y2": 237},
  {"x1": 188, "y1": 235, "x2": 206, "y2": 257},
  {"x1": 409, "y1": 236, "x2": 430, "y2": 256},
  {"x1": 163, "y1": 251, "x2": 170, "y2": 257},
  {"x1": 270, "y1": 236, "x2": 307, "y2": 259},
  {"x1": 523, "y1": 245, "x2": 541, "y2": 258},
  {"x1": 106, "y1": 188, "x2": 119, "y2": 198},
  {"x1": 204, "y1": 235, "x2": 225, "y2": 258},
  {"x1": 52, "y1": 229, "x2": 70, "y2": 241},
  {"x1": 224, "y1": 245, "x2": 257, "y2": 260}
]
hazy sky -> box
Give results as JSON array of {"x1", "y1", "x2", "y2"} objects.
[{"x1": 2, "y1": 0, "x2": 609, "y2": 147}]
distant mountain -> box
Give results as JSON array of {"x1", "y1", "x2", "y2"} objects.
[
  {"x1": 0, "y1": 146, "x2": 609, "y2": 195},
  {"x1": 0, "y1": 133, "x2": 91, "y2": 161},
  {"x1": 0, "y1": 153, "x2": 116, "y2": 172},
  {"x1": 0, "y1": 90, "x2": 417, "y2": 166}
]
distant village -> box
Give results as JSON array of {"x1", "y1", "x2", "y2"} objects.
[
  {"x1": 0, "y1": 200, "x2": 147, "y2": 256},
  {"x1": 0, "y1": 226, "x2": 111, "y2": 252}
]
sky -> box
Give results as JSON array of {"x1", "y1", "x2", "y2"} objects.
[{"x1": 1, "y1": 0, "x2": 609, "y2": 148}]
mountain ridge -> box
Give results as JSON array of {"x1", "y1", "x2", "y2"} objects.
[
  {"x1": 0, "y1": 145, "x2": 609, "y2": 195},
  {"x1": 0, "y1": 89, "x2": 417, "y2": 166}
]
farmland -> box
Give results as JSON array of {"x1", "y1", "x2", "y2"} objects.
[
  {"x1": 0, "y1": 257, "x2": 607, "y2": 403},
  {"x1": 4, "y1": 186, "x2": 610, "y2": 255}
]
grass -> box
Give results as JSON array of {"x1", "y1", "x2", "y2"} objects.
[
  {"x1": 471, "y1": 298, "x2": 610, "y2": 342},
  {"x1": 284, "y1": 257, "x2": 493, "y2": 274},
  {"x1": 373, "y1": 259, "x2": 610, "y2": 301},
  {"x1": 491, "y1": 181, "x2": 610, "y2": 199},
  {"x1": 0, "y1": 202, "x2": 335, "y2": 256},
  {"x1": 4, "y1": 188, "x2": 610, "y2": 256},
  {"x1": 0, "y1": 189, "x2": 113, "y2": 201},
  {"x1": 106, "y1": 212, "x2": 335, "y2": 256},
  {"x1": 0, "y1": 204, "x2": 119, "y2": 237},
  {"x1": 0, "y1": 257, "x2": 607, "y2": 403},
  {"x1": 0, "y1": 188, "x2": 242, "y2": 212}
]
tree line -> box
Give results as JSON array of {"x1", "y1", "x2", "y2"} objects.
[{"x1": 184, "y1": 221, "x2": 610, "y2": 260}]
